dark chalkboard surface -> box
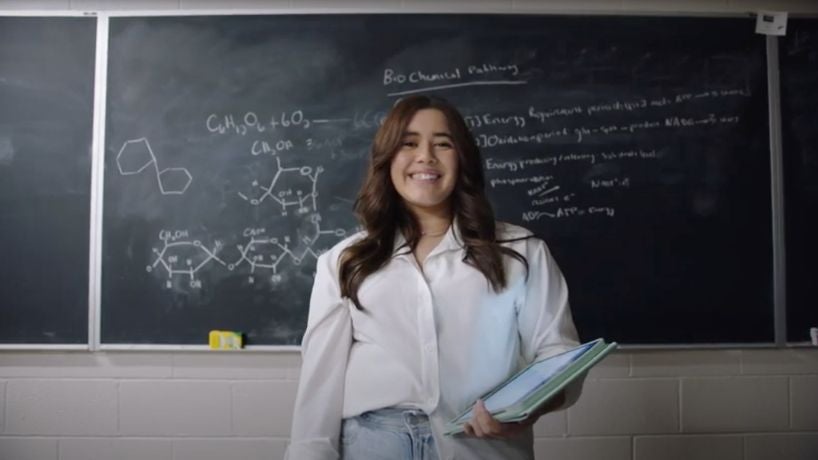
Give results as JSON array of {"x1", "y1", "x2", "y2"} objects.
[
  {"x1": 0, "y1": 17, "x2": 96, "y2": 344},
  {"x1": 103, "y1": 15, "x2": 772, "y2": 346},
  {"x1": 780, "y1": 19, "x2": 818, "y2": 343}
]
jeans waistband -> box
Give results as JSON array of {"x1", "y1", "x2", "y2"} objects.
[{"x1": 354, "y1": 407, "x2": 432, "y2": 433}]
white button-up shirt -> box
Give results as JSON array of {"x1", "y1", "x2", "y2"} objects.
[{"x1": 286, "y1": 222, "x2": 580, "y2": 460}]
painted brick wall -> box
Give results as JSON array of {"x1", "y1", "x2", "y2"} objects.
[
  {"x1": 2, "y1": 1, "x2": 818, "y2": 459},
  {"x1": 1, "y1": 349, "x2": 817, "y2": 459}
]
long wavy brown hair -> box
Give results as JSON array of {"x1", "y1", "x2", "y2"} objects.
[{"x1": 339, "y1": 95, "x2": 528, "y2": 309}]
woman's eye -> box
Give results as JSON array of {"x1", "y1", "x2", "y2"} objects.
[
  {"x1": 401, "y1": 141, "x2": 417, "y2": 148},
  {"x1": 436, "y1": 142, "x2": 453, "y2": 149}
]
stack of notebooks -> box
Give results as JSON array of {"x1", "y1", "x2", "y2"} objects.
[{"x1": 445, "y1": 338, "x2": 617, "y2": 435}]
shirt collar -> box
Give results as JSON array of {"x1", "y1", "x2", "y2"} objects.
[{"x1": 392, "y1": 220, "x2": 465, "y2": 258}]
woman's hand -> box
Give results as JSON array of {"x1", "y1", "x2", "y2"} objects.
[
  {"x1": 462, "y1": 391, "x2": 566, "y2": 439},
  {"x1": 462, "y1": 400, "x2": 529, "y2": 438}
]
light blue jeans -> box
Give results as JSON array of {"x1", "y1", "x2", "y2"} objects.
[{"x1": 341, "y1": 408, "x2": 440, "y2": 460}]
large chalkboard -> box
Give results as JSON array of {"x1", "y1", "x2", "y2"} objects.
[
  {"x1": 103, "y1": 15, "x2": 773, "y2": 346},
  {"x1": 0, "y1": 17, "x2": 96, "y2": 344},
  {"x1": 780, "y1": 19, "x2": 818, "y2": 343}
]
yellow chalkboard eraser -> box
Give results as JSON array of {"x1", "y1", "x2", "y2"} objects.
[{"x1": 208, "y1": 330, "x2": 244, "y2": 350}]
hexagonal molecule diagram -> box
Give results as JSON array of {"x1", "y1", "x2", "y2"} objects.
[
  {"x1": 117, "y1": 138, "x2": 192, "y2": 195},
  {"x1": 237, "y1": 155, "x2": 324, "y2": 216},
  {"x1": 228, "y1": 213, "x2": 348, "y2": 285},
  {"x1": 146, "y1": 229, "x2": 226, "y2": 289}
]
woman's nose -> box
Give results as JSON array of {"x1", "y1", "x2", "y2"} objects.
[{"x1": 415, "y1": 142, "x2": 437, "y2": 163}]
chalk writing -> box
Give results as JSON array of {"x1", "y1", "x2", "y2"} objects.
[
  {"x1": 237, "y1": 156, "x2": 323, "y2": 214},
  {"x1": 146, "y1": 230, "x2": 226, "y2": 289},
  {"x1": 477, "y1": 88, "x2": 750, "y2": 223},
  {"x1": 206, "y1": 109, "x2": 314, "y2": 136},
  {"x1": 117, "y1": 138, "x2": 192, "y2": 195},
  {"x1": 382, "y1": 63, "x2": 527, "y2": 96}
]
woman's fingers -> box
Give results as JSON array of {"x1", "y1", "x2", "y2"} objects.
[
  {"x1": 470, "y1": 400, "x2": 503, "y2": 438},
  {"x1": 463, "y1": 400, "x2": 531, "y2": 439}
]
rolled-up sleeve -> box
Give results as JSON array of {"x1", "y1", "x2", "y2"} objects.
[
  {"x1": 285, "y1": 251, "x2": 352, "y2": 460},
  {"x1": 516, "y1": 238, "x2": 583, "y2": 408}
]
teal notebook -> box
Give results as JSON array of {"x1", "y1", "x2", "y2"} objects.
[{"x1": 444, "y1": 338, "x2": 617, "y2": 436}]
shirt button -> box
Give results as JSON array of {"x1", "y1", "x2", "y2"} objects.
[{"x1": 425, "y1": 344, "x2": 435, "y2": 352}]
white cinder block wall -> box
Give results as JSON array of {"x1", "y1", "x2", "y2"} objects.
[{"x1": 2, "y1": 1, "x2": 818, "y2": 459}]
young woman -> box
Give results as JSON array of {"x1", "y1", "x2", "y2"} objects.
[{"x1": 285, "y1": 95, "x2": 581, "y2": 460}]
